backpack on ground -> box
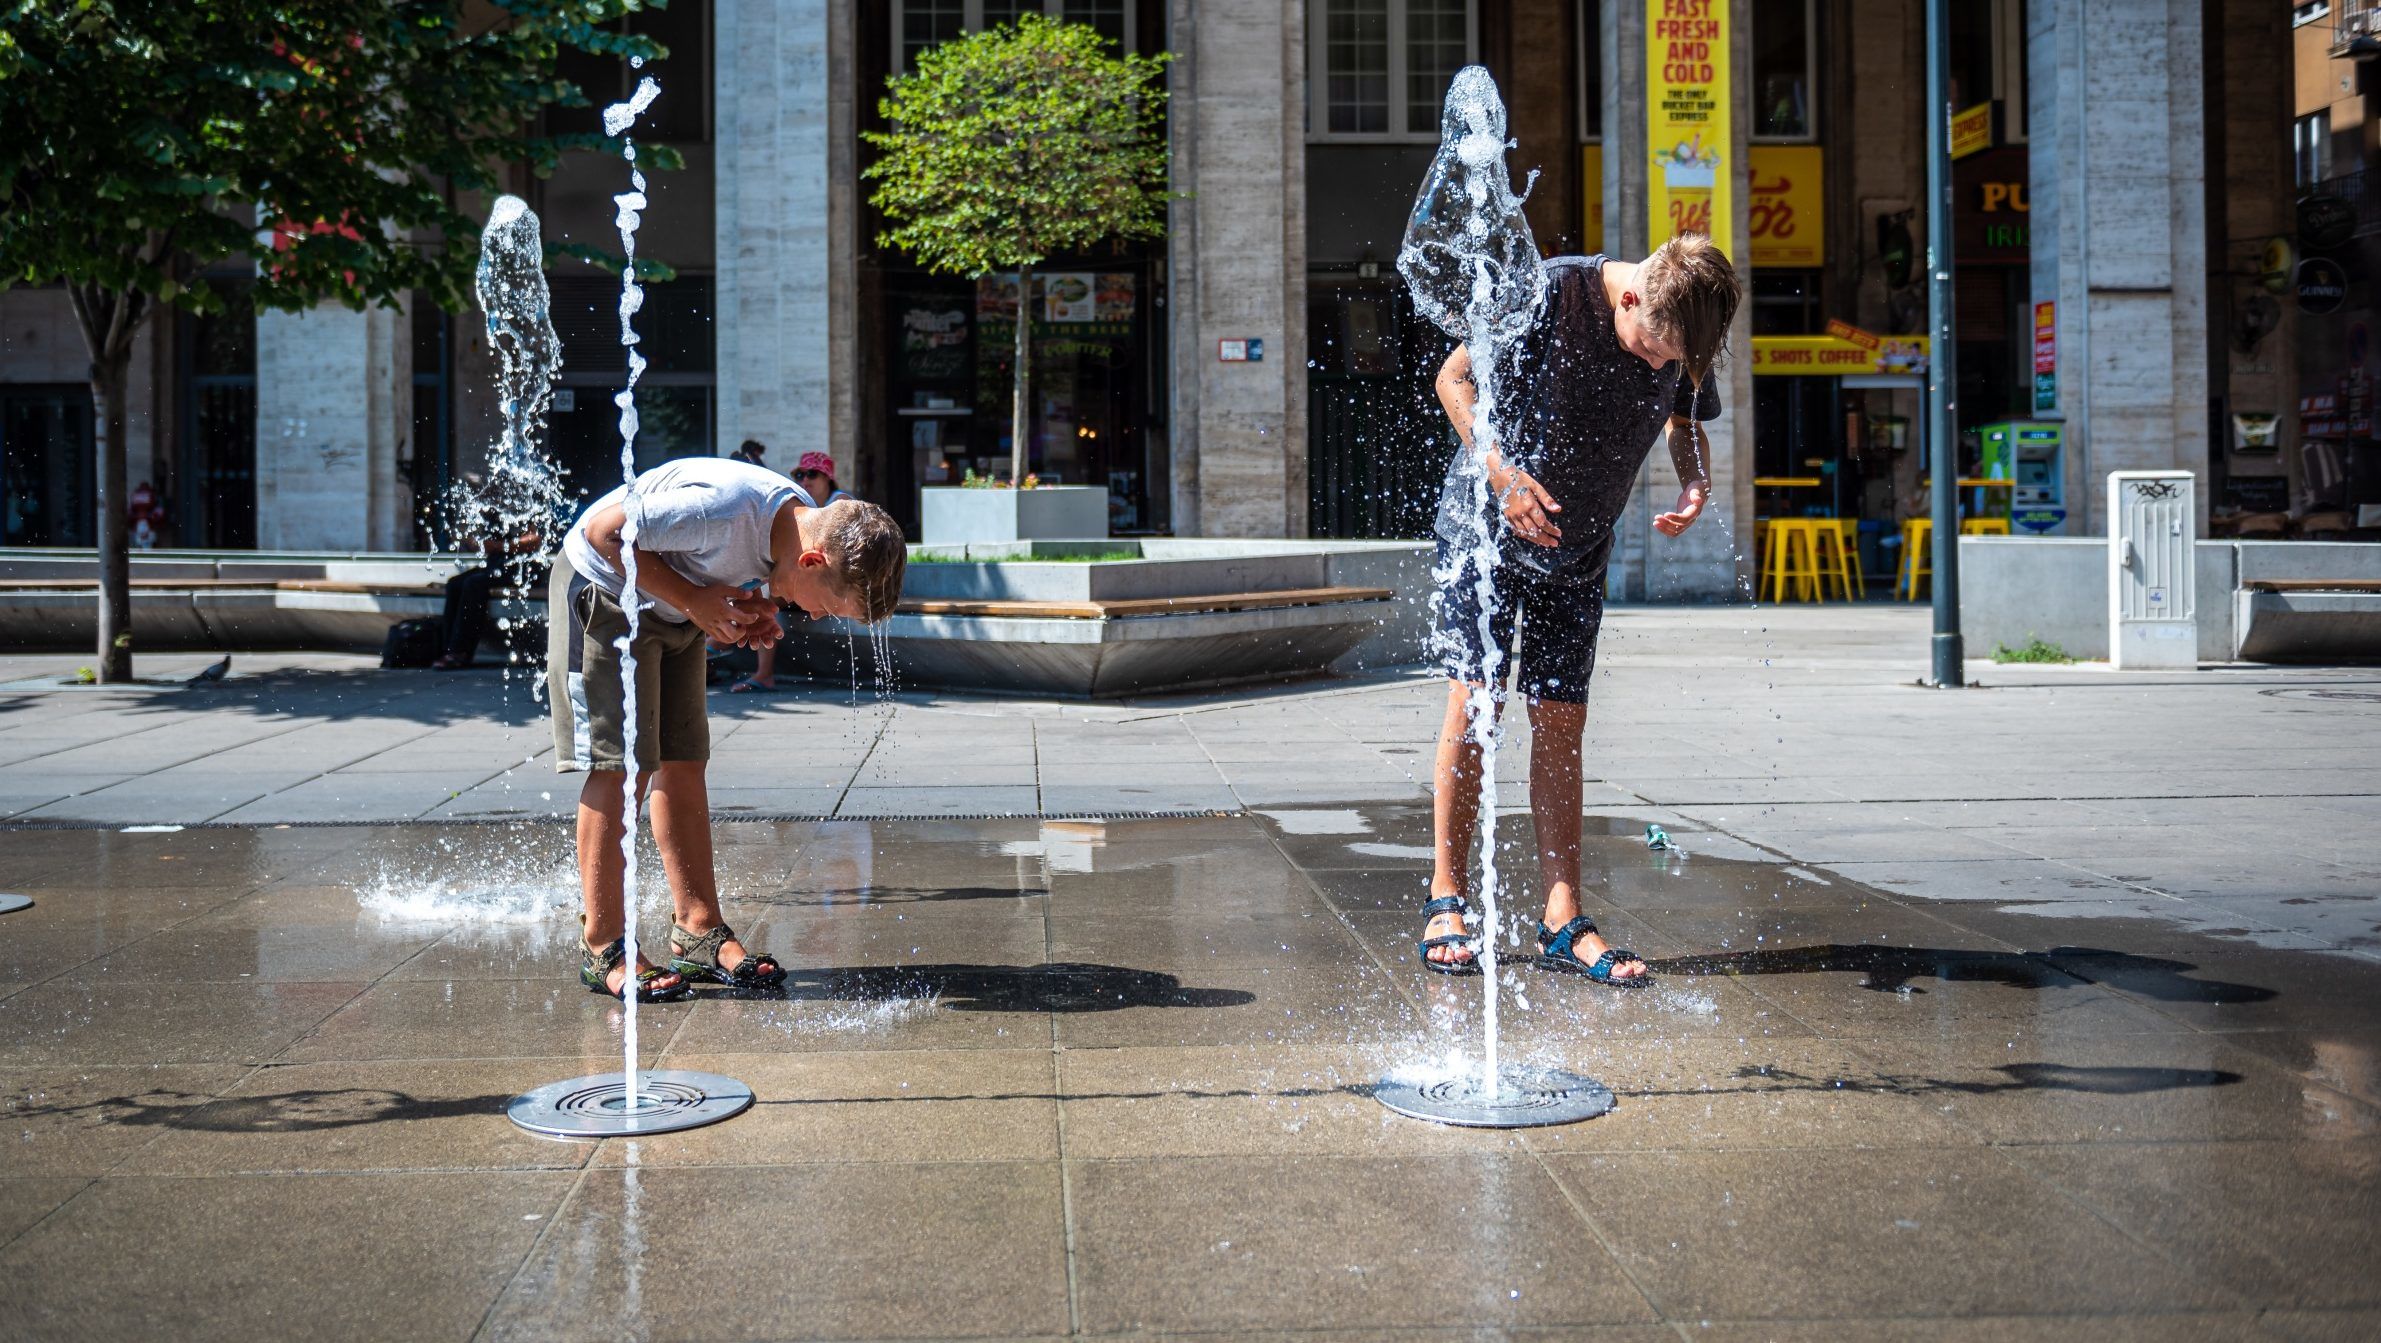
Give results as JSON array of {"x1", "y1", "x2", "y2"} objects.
[{"x1": 380, "y1": 618, "x2": 440, "y2": 669}]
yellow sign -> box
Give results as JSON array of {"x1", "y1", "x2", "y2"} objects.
[
  {"x1": 1747, "y1": 145, "x2": 1822, "y2": 267},
  {"x1": 1580, "y1": 144, "x2": 1604, "y2": 255},
  {"x1": 1751, "y1": 334, "x2": 1930, "y2": 376},
  {"x1": 1950, "y1": 102, "x2": 1992, "y2": 160},
  {"x1": 1648, "y1": 0, "x2": 1732, "y2": 258}
]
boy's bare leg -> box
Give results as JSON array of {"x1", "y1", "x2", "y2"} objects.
[
  {"x1": 646, "y1": 761, "x2": 760, "y2": 972},
  {"x1": 1425, "y1": 680, "x2": 1491, "y2": 966},
  {"x1": 577, "y1": 770, "x2": 682, "y2": 993},
  {"x1": 1525, "y1": 698, "x2": 1642, "y2": 978}
]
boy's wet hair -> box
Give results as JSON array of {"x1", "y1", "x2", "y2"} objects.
[
  {"x1": 816, "y1": 498, "x2": 908, "y2": 623},
  {"x1": 1639, "y1": 233, "x2": 1742, "y2": 390}
]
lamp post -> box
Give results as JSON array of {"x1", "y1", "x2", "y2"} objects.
[{"x1": 1924, "y1": 0, "x2": 1964, "y2": 687}]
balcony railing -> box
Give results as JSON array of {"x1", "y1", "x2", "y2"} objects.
[
  {"x1": 2336, "y1": 0, "x2": 2381, "y2": 54},
  {"x1": 2309, "y1": 168, "x2": 2381, "y2": 240}
]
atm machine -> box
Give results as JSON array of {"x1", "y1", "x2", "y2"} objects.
[{"x1": 1978, "y1": 420, "x2": 2067, "y2": 534}]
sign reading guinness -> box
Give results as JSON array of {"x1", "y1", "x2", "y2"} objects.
[{"x1": 2297, "y1": 257, "x2": 2349, "y2": 316}]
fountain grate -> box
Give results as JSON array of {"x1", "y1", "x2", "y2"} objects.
[
  {"x1": 1374, "y1": 1065, "x2": 1615, "y2": 1128},
  {"x1": 508, "y1": 1069, "x2": 753, "y2": 1141},
  {"x1": 0, "y1": 894, "x2": 29, "y2": 915}
]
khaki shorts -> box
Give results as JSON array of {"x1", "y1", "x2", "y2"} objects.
[{"x1": 548, "y1": 553, "x2": 711, "y2": 773}]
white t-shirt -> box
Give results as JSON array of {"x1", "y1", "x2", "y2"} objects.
[{"x1": 563, "y1": 457, "x2": 816, "y2": 623}]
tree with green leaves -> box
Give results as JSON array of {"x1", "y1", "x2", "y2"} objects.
[
  {"x1": 864, "y1": 14, "x2": 1168, "y2": 490},
  {"x1": 0, "y1": 0, "x2": 679, "y2": 682}
]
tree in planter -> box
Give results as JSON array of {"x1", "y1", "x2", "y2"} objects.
[
  {"x1": 864, "y1": 15, "x2": 1168, "y2": 489},
  {"x1": 0, "y1": 0, "x2": 678, "y2": 682}
]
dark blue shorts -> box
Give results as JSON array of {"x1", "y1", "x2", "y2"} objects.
[{"x1": 1430, "y1": 538, "x2": 1607, "y2": 704}]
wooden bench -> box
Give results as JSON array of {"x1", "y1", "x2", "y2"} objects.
[{"x1": 2242, "y1": 579, "x2": 2381, "y2": 594}]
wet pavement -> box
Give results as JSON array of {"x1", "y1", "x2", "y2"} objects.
[{"x1": 2, "y1": 808, "x2": 2377, "y2": 1340}]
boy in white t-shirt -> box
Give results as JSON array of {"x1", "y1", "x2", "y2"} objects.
[{"x1": 548, "y1": 456, "x2": 907, "y2": 1000}]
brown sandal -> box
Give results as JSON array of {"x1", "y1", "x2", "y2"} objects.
[
  {"x1": 668, "y1": 923, "x2": 786, "y2": 989},
  {"x1": 579, "y1": 934, "x2": 693, "y2": 1003}
]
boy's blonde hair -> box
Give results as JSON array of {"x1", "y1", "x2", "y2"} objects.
[
  {"x1": 1639, "y1": 233, "x2": 1742, "y2": 390},
  {"x1": 816, "y1": 498, "x2": 908, "y2": 623}
]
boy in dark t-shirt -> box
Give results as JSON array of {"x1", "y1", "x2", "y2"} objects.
[{"x1": 1419, "y1": 234, "x2": 1741, "y2": 985}]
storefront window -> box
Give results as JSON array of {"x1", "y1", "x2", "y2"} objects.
[
  {"x1": 893, "y1": 0, "x2": 1138, "y2": 70},
  {"x1": 1, "y1": 387, "x2": 95, "y2": 548},
  {"x1": 1308, "y1": 0, "x2": 1475, "y2": 142},
  {"x1": 549, "y1": 274, "x2": 716, "y2": 500},
  {"x1": 1752, "y1": 0, "x2": 1814, "y2": 142},
  {"x1": 179, "y1": 278, "x2": 257, "y2": 547}
]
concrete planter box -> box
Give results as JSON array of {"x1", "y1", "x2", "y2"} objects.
[{"x1": 920, "y1": 486, "x2": 1108, "y2": 545}]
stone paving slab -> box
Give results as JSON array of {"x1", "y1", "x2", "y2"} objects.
[{"x1": 0, "y1": 811, "x2": 2376, "y2": 1338}]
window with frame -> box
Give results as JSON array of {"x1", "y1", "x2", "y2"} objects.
[
  {"x1": 893, "y1": 0, "x2": 1134, "y2": 70},
  {"x1": 1308, "y1": 0, "x2": 1477, "y2": 141},
  {"x1": 2297, "y1": 111, "x2": 2332, "y2": 187},
  {"x1": 1752, "y1": 0, "x2": 1815, "y2": 142},
  {"x1": 1944, "y1": 0, "x2": 2028, "y2": 145}
]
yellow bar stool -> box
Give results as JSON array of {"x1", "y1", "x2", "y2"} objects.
[
  {"x1": 1762, "y1": 519, "x2": 1822, "y2": 603},
  {"x1": 1960, "y1": 517, "x2": 2011, "y2": 536},
  {"x1": 1897, "y1": 517, "x2": 1932, "y2": 601},
  {"x1": 1808, "y1": 518, "x2": 1850, "y2": 601},
  {"x1": 1818, "y1": 519, "x2": 1865, "y2": 599}
]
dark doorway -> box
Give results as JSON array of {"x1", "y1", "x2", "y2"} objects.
[{"x1": 0, "y1": 386, "x2": 96, "y2": 547}]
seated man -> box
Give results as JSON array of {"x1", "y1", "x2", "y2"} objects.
[
  {"x1": 549, "y1": 455, "x2": 907, "y2": 999},
  {"x1": 432, "y1": 529, "x2": 541, "y2": 671}
]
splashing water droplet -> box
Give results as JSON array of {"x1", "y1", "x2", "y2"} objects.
[{"x1": 1398, "y1": 65, "x2": 1545, "y2": 1097}]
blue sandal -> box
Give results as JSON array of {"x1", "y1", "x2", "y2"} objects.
[
  {"x1": 1535, "y1": 916, "x2": 1650, "y2": 987},
  {"x1": 1416, "y1": 895, "x2": 1482, "y2": 976}
]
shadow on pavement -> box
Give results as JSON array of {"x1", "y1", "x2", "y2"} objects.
[
  {"x1": 1655, "y1": 943, "x2": 2279, "y2": 1004},
  {"x1": 744, "y1": 885, "x2": 1047, "y2": 907},
  {"x1": 779, "y1": 961, "x2": 1256, "y2": 1013}
]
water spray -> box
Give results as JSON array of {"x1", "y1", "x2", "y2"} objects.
[{"x1": 1373, "y1": 67, "x2": 1613, "y2": 1129}]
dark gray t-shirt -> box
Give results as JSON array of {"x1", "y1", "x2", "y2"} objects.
[{"x1": 1435, "y1": 254, "x2": 1722, "y2": 580}]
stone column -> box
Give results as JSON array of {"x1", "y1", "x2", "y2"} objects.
[
  {"x1": 2029, "y1": 0, "x2": 2209, "y2": 532},
  {"x1": 253, "y1": 299, "x2": 411, "y2": 551},
  {"x1": 713, "y1": 0, "x2": 858, "y2": 484},
  {"x1": 1602, "y1": 0, "x2": 1755, "y2": 601},
  {"x1": 1166, "y1": 0, "x2": 1308, "y2": 538}
]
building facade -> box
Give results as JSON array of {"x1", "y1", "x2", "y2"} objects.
[{"x1": 1, "y1": 0, "x2": 2355, "y2": 599}]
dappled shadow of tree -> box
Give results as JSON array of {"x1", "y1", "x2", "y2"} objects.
[
  {"x1": 8, "y1": 1086, "x2": 509, "y2": 1133},
  {"x1": 1653, "y1": 943, "x2": 2277, "y2": 1004}
]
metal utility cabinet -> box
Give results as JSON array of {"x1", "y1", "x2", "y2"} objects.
[{"x1": 2108, "y1": 471, "x2": 2197, "y2": 670}]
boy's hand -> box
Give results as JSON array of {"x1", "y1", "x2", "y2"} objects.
[
  {"x1": 682, "y1": 583, "x2": 776, "y2": 647},
  {"x1": 1495, "y1": 467, "x2": 1563, "y2": 547},
  {"x1": 1653, "y1": 483, "x2": 1709, "y2": 537}
]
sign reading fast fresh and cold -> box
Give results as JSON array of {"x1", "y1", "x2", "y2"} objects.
[{"x1": 1648, "y1": 0, "x2": 1732, "y2": 257}]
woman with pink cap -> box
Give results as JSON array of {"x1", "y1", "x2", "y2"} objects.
[{"x1": 731, "y1": 450, "x2": 855, "y2": 693}]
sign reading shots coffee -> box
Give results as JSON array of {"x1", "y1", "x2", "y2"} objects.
[
  {"x1": 2297, "y1": 257, "x2": 2350, "y2": 316},
  {"x1": 2298, "y1": 195, "x2": 2357, "y2": 252},
  {"x1": 1648, "y1": 0, "x2": 1731, "y2": 257}
]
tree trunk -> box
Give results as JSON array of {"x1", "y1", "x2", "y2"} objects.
[
  {"x1": 1011, "y1": 264, "x2": 1032, "y2": 486},
  {"x1": 92, "y1": 354, "x2": 133, "y2": 683}
]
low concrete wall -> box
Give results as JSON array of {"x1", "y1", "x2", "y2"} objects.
[
  {"x1": 1958, "y1": 538, "x2": 2381, "y2": 662},
  {"x1": 0, "y1": 549, "x2": 488, "y2": 653}
]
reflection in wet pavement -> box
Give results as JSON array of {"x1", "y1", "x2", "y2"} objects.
[{"x1": 0, "y1": 810, "x2": 2377, "y2": 1338}]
